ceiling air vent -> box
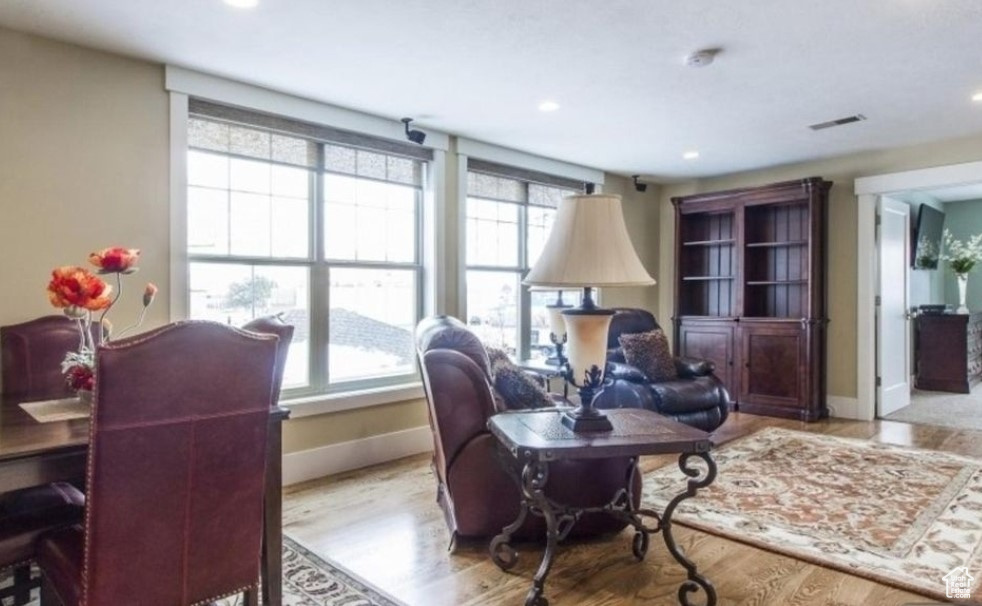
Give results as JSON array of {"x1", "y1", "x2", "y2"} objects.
[{"x1": 808, "y1": 114, "x2": 867, "y2": 131}]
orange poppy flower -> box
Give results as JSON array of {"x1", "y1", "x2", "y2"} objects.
[
  {"x1": 89, "y1": 247, "x2": 140, "y2": 273},
  {"x1": 47, "y1": 266, "x2": 113, "y2": 312}
]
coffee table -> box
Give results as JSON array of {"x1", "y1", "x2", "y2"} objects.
[{"x1": 487, "y1": 407, "x2": 717, "y2": 606}]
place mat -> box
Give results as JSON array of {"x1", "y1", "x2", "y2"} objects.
[{"x1": 19, "y1": 397, "x2": 90, "y2": 423}]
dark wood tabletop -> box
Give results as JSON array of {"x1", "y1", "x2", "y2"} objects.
[
  {"x1": 0, "y1": 393, "x2": 89, "y2": 463},
  {"x1": 489, "y1": 407, "x2": 713, "y2": 461},
  {"x1": 0, "y1": 392, "x2": 289, "y2": 463}
]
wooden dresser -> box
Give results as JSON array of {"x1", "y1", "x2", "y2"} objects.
[{"x1": 915, "y1": 313, "x2": 982, "y2": 393}]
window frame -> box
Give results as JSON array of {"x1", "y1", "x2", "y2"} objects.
[
  {"x1": 463, "y1": 169, "x2": 583, "y2": 360},
  {"x1": 185, "y1": 115, "x2": 427, "y2": 400}
]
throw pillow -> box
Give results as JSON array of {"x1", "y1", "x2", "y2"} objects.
[
  {"x1": 485, "y1": 346, "x2": 511, "y2": 375},
  {"x1": 493, "y1": 364, "x2": 554, "y2": 410},
  {"x1": 618, "y1": 329, "x2": 677, "y2": 382},
  {"x1": 484, "y1": 346, "x2": 553, "y2": 409}
]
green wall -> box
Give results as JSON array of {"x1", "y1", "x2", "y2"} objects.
[{"x1": 940, "y1": 199, "x2": 982, "y2": 310}]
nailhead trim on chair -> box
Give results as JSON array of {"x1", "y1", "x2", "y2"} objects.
[
  {"x1": 77, "y1": 322, "x2": 273, "y2": 605},
  {"x1": 190, "y1": 583, "x2": 257, "y2": 606}
]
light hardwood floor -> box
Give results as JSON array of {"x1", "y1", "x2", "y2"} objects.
[{"x1": 282, "y1": 412, "x2": 978, "y2": 606}]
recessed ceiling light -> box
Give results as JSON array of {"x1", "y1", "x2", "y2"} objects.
[
  {"x1": 538, "y1": 101, "x2": 560, "y2": 112},
  {"x1": 973, "y1": 92, "x2": 982, "y2": 103},
  {"x1": 683, "y1": 151, "x2": 700, "y2": 160},
  {"x1": 224, "y1": 0, "x2": 258, "y2": 8}
]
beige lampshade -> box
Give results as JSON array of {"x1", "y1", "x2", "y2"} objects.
[
  {"x1": 524, "y1": 194, "x2": 656, "y2": 288},
  {"x1": 546, "y1": 305, "x2": 568, "y2": 339}
]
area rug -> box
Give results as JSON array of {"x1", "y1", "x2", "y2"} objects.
[
  {"x1": 642, "y1": 427, "x2": 982, "y2": 603},
  {"x1": 1, "y1": 536, "x2": 403, "y2": 606}
]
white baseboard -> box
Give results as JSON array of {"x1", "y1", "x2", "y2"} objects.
[
  {"x1": 282, "y1": 425, "x2": 433, "y2": 486},
  {"x1": 827, "y1": 395, "x2": 862, "y2": 420}
]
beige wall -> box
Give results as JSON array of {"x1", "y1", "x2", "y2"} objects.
[
  {"x1": 657, "y1": 134, "x2": 982, "y2": 399},
  {"x1": 0, "y1": 28, "x2": 170, "y2": 331},
  {"x1": 599, "y1": 175, "x2": 661, "y2": 312},
  {"x1": 283, "y1": 400, "x2": 429, "y2": 453}
]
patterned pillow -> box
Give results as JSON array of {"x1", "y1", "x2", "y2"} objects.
[
  {"x1": 493, "y1": 364, "x2": 554, "y2": 410},
  {"x1": 484, "y1": 346, "x2": 553, "y2": 410},
  {"x1": 618, "y1": 329, "x2": 677, "y2": 382},
  {"x1": 485, "y1": 346, "x2": 511, "y2": 373}
]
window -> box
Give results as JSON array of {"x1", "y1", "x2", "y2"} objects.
[
  {"x1": 464, "y1": 167, "x2": 583, "y2": 360},
  {"x1": 186, "y1": 105, "x2": 428, "y2": 396}
]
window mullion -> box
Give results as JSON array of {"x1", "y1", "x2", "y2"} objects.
[
  {"x1": 309, "y1": 144, "x2": 330, "y2": 392},
  {"x1": 518, "y1": 187, "x2": 531, "y2": 360}
]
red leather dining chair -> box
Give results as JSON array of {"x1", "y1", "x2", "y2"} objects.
[
  {"x1": 242, "y1": 315, "x2": 295, "y2": 405},
  {"x1": 1, "y1": 316, "x2": 85, "y2": 400},
  {"x1": 240, "y1": 315, "x2": 294, "y2": 604},
  {"x1": 1, "y1": 317, "x2": 88, "y2": 605},
  {"x1": 35, "y1": 321, "x2": 279, "y2": 606}
]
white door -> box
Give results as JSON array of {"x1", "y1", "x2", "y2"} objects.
[{"x1": 877, "y1": 197, "x2": 912, "y2": 416}]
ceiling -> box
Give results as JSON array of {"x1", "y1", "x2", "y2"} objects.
[{"x1": 1, "y1": 0, "x2": 981, "y2": 180}]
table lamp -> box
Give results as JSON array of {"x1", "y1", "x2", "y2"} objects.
[
  {"x1": 524, "y1": 193, "x2": 655, "y2": 432},
  {"x1": 531, "y1": 287, "x2": 572, "y2": 365}
]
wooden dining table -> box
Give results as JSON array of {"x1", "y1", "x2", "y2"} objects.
[{"x1": 0, "y1": 392, "x2": 290, "y2": 606}]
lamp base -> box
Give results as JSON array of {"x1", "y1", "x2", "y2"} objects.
[{"x1": 560, "y1": 408, "x2": 613, "y2": 432}]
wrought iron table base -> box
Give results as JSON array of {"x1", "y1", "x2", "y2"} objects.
[{"x1": 489, "y1": 451, "x2": 718, "y2": 606}]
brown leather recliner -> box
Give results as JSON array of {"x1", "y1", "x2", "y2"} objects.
[
  {"x1": 594, "y1": 308, "x2": 729, "y2": 433},
  {"x1": 415, "y1": 315, "x2": 640, "y2": 543}
]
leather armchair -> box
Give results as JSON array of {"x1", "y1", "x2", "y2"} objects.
[
  {"x1": 415, "y1": 316, "x2": 640, "y2": 543},
  {"x1": 594, "y1": 308, "x2": 729, "y2": 432}
]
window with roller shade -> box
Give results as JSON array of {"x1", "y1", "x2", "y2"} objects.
[
  {"x1": 185, "y1": 101, "x2": 429, "y2": 395},
  {"x1": 464, "y1": 162, "x2": 585, "y2": 360}
]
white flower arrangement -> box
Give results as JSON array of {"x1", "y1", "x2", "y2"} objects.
[{"x1": 939, "y1": 229, "x2": 982, "y2": 276}]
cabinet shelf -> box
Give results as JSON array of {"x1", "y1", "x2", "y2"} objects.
[
  {"x1": 745, "y1": 240, "x2": 807, "y2": 248},
  {"x1": 682, "y1": 276, "x2": 735, "y2": 281},
  {"x1": 683, "y1": 239, "x2": 735, "y2": 247}
]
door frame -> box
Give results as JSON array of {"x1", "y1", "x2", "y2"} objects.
[{"x1": 854, "y1": 160, "x2": 982, "y2": 421}]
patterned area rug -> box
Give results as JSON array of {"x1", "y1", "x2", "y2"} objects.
[
  {"x1": 643, "y1": 427, "x2": 982, "y2": 603},
  {"x1": 1, "y1": 536, "x2": 403, "y2": 606}
]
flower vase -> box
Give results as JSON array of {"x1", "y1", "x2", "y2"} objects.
[
  {"x1": 957, "y1": 274, "x2": 970, "y2": 314},
  {"x1": 76, "y1": 389, "x2": 93, "y2": 406}
]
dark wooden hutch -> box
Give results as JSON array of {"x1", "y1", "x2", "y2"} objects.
[{"x1": 672, "y1": 177, "x2": 831, "y2": 421}]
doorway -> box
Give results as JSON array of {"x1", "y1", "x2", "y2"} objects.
[
  {"x1": 855, "y1": 160, "x2": 982, "y2": 423},
  {"x1": 869, "y1": 180, "x2": 982, "y2": 427}
]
